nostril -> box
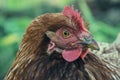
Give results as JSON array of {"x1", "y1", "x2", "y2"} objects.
[{"x1": 82, "y1": 34, "x2": 93, "y2": 41}]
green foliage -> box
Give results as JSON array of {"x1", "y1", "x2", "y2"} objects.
[{"x1": 0, "y1": 16, "x2": 31, "y2": 79}]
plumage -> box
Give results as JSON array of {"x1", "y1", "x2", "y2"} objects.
[{"x1": 5, "y1": 6, "x2": 120, "y2": 80}]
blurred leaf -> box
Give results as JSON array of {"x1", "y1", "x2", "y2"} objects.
[
  {"x1": 4, "y1": 17, "x2": 31, "y2": 33},
  {"x1": 0, "y1": 34, "x2": 18, "y2": 46},
  {"x1": 1, "y1": 0, "x2": 42, "y2": 11}
]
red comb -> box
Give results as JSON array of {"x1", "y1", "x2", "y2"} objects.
[{"x1": 62, "y1": 6, "x2": 88, "y2": 32}]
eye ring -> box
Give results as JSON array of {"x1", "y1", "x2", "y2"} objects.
[{"x1": 62, "y1": 30, "x2": 71, "y2": 38}]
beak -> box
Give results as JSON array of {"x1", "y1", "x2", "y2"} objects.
[
  {"x1": 77, "y1": 37, "x2": 100, "y2": 51},
  {"x1": 86, "y1": 39, "x2": 100, "y2": 50}
]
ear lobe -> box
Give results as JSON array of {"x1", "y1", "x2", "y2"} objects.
[
  {"x1": 45, "y1": 31, "x2": 59, "y2": 42},
  {"x1": 47, "y1": 41, "x2": 56, "y2": 54}
]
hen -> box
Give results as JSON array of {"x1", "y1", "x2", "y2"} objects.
[{"x1": 5, "y1": 6, "x2": 120, "y2": 80}]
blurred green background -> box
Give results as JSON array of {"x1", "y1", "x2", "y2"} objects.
[{"x1": 0, "y1": 0, "x2": 120, "y2": 79}]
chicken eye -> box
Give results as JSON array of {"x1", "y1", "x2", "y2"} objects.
[{"x1": 62, "y1": 30, "x2": 71, "y2": 38}]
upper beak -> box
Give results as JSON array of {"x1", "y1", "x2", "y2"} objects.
[{"x1": 77, "y1": 37, "x2": 100, "y2": 51}]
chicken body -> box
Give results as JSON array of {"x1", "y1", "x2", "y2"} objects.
[{"x1": 5, "y1": 6, "x2": 120, "y2": 80}]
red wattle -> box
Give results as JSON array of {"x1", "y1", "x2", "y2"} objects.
[{"x1": 62, "y1": 48, "x2": 82, "y2": 62}]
